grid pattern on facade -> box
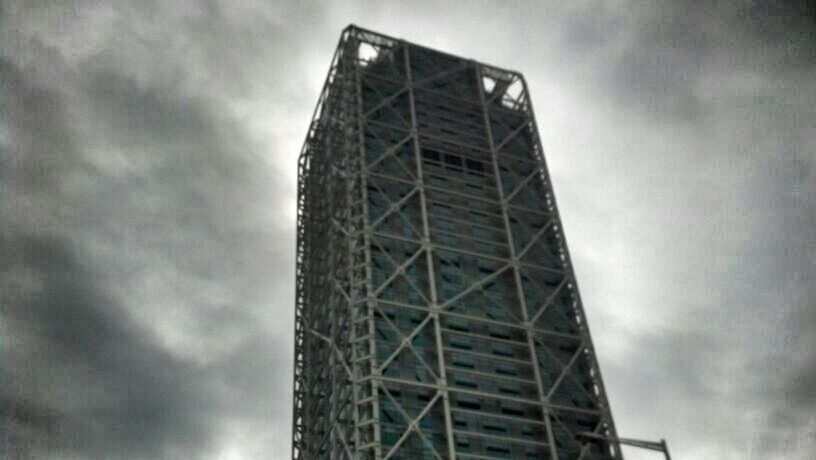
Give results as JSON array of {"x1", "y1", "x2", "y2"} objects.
[{"x1": 294, "y1": 25, "x2": 621, "y2": 460}]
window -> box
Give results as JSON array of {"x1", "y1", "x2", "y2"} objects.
[
  {"x1": 455, "y1": 379, "x2": 478, "y2": 389},
  {"x1": 450, "y1": 339, "x2": 472, "y2": 350},
  {"x1": 452, "y1": 359, "x2": 474, "y2": 369},
  {"x1": 465, "y1": 159, "x2": 484, "y2": 172},
  {"x1": 501, "y1": 406, "x2": 525, "y2": 417},
  {"x1": 457, "y1": 399, "x2": 481, "y2": 410},
  {"x1": 492, "y1": 345, "x2": 513, "y2": 357},
  {"x1": 496, "y1": 366, "x2": 517, "y2": 376},
  {"x1": 484, "y1": 424, "x2": 507, "y2": 434},
  {"x1": 499, "y1": 386, "x2": 520, "y2": 396}
]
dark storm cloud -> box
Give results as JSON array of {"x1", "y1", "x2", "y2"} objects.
[
  {"x1": 554, "y1": 1, "x2": 816, "y2": 118},
  {"x1": 3, "y1": 234, "x2": 214, "y2": 458},
  {"x1": 3, "y1": 232, "x2": 286, "y2": 459},
  {"x1": 536, "y1": 3, "x2": 816, "y2": 457},
  {"x1": 2, "y1": 1, "x2": 312, "y2": 458}
]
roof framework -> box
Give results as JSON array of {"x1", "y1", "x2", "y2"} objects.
[{"x1": 294, "y1": 25, "x2": 621, "y2": 459}]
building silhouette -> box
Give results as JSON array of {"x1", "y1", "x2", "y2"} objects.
[{"x1": 294, "y1": 25, "x2": 621, "y2": 459}]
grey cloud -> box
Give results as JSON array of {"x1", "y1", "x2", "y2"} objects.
[
  {"x1": 550, "y1": 2, "x2": 816, "y2": 120},
  {"x1": 3, "y1": 232, "x2": 286, "y2": 459},
  {"x1": 3, "y1": 1, "x2": 815, "y2": 459},
  {"x1": 3, "y1": 2, "x2": 298, "y2": 458},
  {"x1": 3, "y1": 234, "x2": 215, "y2": 459},
  {"x1": 485, "y1": 2, "x2": 816, "y2": 458}
]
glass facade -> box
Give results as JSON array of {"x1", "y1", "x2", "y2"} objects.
[{"x1": 294, "y1": 26, "x2": 621, "y2": 459}]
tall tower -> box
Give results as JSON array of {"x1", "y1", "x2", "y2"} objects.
[{"x1": 294, "y1": 25, "x2": 621, "y2": 459}]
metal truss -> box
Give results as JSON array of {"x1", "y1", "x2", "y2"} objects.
[{"x1": 294, "y1": 25, "x2": 622, "y2": 459}]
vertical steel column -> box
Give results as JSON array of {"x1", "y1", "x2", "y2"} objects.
[
  {"x1": 293, "y1": 154, "x2": 307, "y2": 460},
  {"x1": 329, "y1": 129, "x2": 339, "y2": 458},
  {"x1": 294, "y1": 29, "x2": 347, "y2": 458},
  {"x1": 518, "y1": 74, "x2": 622, "y2": 457},
  {"x1": 403, "y1": 42, "x2": 458, "y2": 460},
  {"x1": 353, "y1": 33, "x2": 383, "y2": 459},
  {"x1": 343, "y1": 35, "x2": 363, "y2": 457},
  {"x1": 475, "y1": 65, "x2": 560, "y2": 460}
]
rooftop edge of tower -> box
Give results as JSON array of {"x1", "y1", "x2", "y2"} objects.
[{"x1": 341, "y1": 23, "x2": 526, "y2": 84}]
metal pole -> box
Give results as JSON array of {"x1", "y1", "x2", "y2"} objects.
[
  {"x1": 577, "y1": 432, "x2": 671, "y2": 460},
  {"x1": 661, "y1": 439, "x2": 671, "y2": 460}
]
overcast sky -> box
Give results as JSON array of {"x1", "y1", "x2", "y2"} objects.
[{"x1": 2, "y1": 1, "x2": 814, "y2": 459}]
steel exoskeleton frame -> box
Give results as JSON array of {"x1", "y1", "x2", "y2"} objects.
[{"x1": 294, "y1": 25, "x2": 622, "y2": 459}]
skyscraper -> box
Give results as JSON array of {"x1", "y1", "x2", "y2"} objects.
[{"x1": 294, "y1": 25, "x2": 621, "y2": 459}]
